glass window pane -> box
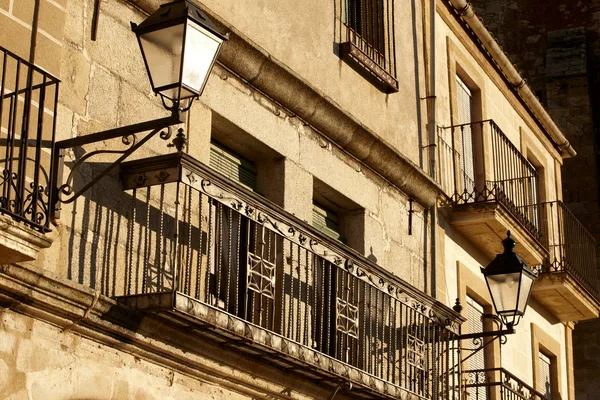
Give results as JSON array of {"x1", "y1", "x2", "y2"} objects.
[
  {"x1": 139, "y1": 24, "x2": 185, "y2": 98},
  {"x1": 517, "y1": 273, "x2": 534, "y2": 314},
  {"x1": 182, "y1": 21, "x2": 222, "y2": 96},
  {"x1": 486, "y1": 272, "x2": 520, "y2": 313}
]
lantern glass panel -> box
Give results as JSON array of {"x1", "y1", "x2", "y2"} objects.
[
  {"x1": 517, "y1": 272, "x2": 535, "y2": 314},
  {"x1": 181, "y1": 20, "x2": 222, "y2": 98},
  {"x1": 139, "y1": 23, "x2": 185, "y2": 99},
  {"x1": 486, "y1": 272, "x2": 520, "y2": 314}
]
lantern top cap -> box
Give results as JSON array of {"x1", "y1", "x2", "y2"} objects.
[
  {"x1": 482, "y1": 231, "x2": 536, "y2": 277},
  {"x1": 131, "y1": 0, "x2": 228, "y2": 41}
]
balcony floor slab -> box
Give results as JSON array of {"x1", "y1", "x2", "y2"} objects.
[
  {"x1": 531, "y1": 273, "x2": 600, "y2": 322},
  {"x1": 447, "y1": 202, "x2": 547, "y2": 265},
  {"x1": 117, "y1": 291, "x2": 427, "y2": 400}
]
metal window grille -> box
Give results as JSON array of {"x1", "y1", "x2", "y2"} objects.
[
  {"x1": 466, "y1": 296, "x2": 488, "y2": 400},
  {"x1": 342, "y1": 0, "x2": 397, "y2": 86}
]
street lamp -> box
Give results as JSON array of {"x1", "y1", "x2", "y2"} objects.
[
  {"x1": 131, "y1": 0, "x2": 228, "y2": 112},
  {"x1": 451, "y1": 232, "x2": 537, "y2": 367},
  {"x1": 51, "y1": 0, "x2": 228, "y2": 217},
  {"x1": 455, "y1": 231, "x2": 536, "y2": 363},
  {"x1": 482, "y1": 231, "x2": 537, "y2": 328}
]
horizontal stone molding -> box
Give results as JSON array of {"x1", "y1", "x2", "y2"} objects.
[{"x1": 0, "y1": 215, "x2": 53, "y2": 264}]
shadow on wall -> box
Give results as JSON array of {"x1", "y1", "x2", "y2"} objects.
[
  {"x1": 65, "y1": 159, "x2": 214, "y2": 300},
  {"x1": 66, "y1": 161, "x2": 130, "y2": 297}
]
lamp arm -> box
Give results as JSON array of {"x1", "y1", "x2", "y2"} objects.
[
  {"x1": 457, "y1": 324, "x2": 514, "y2": 340},
  {"x1": 446, "y1": 324, "x2": 515, "y2": 374},
  {"x1": 50, "y1": 112, "x2": 185, "y2": 221},
  {"x1": 459, "y1": 333, "x2": 506, "y2": 366}
]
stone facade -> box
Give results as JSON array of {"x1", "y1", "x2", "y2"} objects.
[
  {"x1": 0, "y1": 0, "x2": 595, "y2": 399},
  {"x1": 466, "y1": 1, "x2": 600, "y2": 397}
]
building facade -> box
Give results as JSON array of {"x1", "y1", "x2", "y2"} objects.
[
  {"x1": 0, "y1": 0, "x2": 597, "y2": 399},
  {"x1": 456, "y1": 1, "x2": 600, "y2": 398}
]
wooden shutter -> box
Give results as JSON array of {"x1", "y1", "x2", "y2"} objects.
[
  {"x1": 312, "y1": 203, "x2": 346, "y2": 243},
  {"x1": 456, "y1": 76, "x2": 476, "y2": 190},
  {"x1": 209, "y1": 142, "x2": 257, "y2": 192},
  {"x1": 539, "y1": 352, "x2": 552, "y2": 399},
  {"x1": 466, "y1": 296, "x2": 488, "y2": 399}
]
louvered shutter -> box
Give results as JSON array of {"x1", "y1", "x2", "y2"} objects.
[
  {"x1": 312, "y1": 203, "x2": 346, "y2": 243},
  {"x1": 456, "y1": 77, "x2": 476, "y2": 190},
  {"x1": 209, "y1": 143, "x2": 258, "y2": 192},
  {"x1": 466, "y1": 296, "x2": 488, "y2": 399},
  {"x1": 539, "y1": 352, "x2": 552, "y2": 399}
]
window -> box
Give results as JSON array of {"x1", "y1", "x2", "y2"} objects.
[
  {"x1": 456, "y1": 76, "x2": 476, "y2": 192},
  {"x1": 312, "y1": 203, "x2": 347, "y2": 243},
  {"x1": 531, "y1": 323, "x2": 561, "y2": 399},
  {"x1": 466, "y1": 296, "x2": 488, "y2": 400},
  {"x1": 344, "y1": 0, "x2": 385, "y2": 54},
  {"x1": 539, "y1": 351, "x2": 553, "y2": 399},
  {"x1": 340, "y1": 0, "x2": 398, "y2": 92},
  {"x1": 209, "y1": 142, "x2": 258, "y2": 192}
]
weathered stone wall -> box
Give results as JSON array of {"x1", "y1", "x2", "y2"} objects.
[
  {"x1": 0, "y1": 0, "x2": 65, "y2": 76},
  {"x1": 0, "y1": 308, "x2": 249, "y2": 400},
  {"x1": 469, "y1": 1, "x2": 600, "y2": 398}
]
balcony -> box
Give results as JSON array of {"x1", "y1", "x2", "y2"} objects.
[
  {"x1": 116, "y1": 152, "x2": 463, "y2": 399},
  {"x1": 437, "y1": 120, "x2": 546, "y2": 266},
  {"x1": 0, "y1": 46, "x2": 58, "y2": 263},
  {"x1": 340, "y1": 0, "x2": 399, "y2": 92},
  {"x1": 533, "y1": 201, "x2": 600, "y2": 321},
  {"x1": 463, "y1": 368, "x2": 549, "y2": 400}
]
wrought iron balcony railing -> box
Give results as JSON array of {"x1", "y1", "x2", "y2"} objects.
[
  {"x1": 438, "y1": 120, "x2": 541, "y2": 241},
  {"x1": 463, "y1": 368, "x2": 549, "y2": 400},
  {"x1": 537, "y1": 201, "x2": 599, "y2": 299},
  {"x1": 0, "y1": 46, "x2": 59, "y2": 232},
  {"x1": 117, "y1": 152, "x2": 462, "y2": 400}
]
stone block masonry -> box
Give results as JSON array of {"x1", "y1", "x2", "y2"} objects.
[{"x1": 0, "y1": 308, "x2": 249, "y2": 399}]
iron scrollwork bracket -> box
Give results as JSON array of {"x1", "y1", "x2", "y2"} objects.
[
  {"x1": 458, "y1": 323, "x2": 514, "y2": 366},
  {"x1": 50, "y1": 112, "x2": 185, "y2": 221}
]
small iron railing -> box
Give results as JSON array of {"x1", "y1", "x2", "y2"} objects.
[
  {"x1": 0, "y1": 46, "x2": 59, "y2": 232},
  {"x1": 438, "y1": 120, "x2": 541, "y2": 240},
  {"x1": 341, "y1": 0, "x2": 397, "y2": 87},
  {"x1": 463, "y1": 368, "x2": 549, "y2": 400},
  {"x1": 537, "y1": 201, "x2": 599, "y2": 299},
  {"x1": 118, "y1": 153, "x2": 461, "y2": 399}
]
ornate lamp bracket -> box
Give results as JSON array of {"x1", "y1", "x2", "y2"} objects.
[
  {"x1": 458, "y1": 322, "x2": 514, "y2": 365},
  {"x1": 50, "y1": 111, "x2": 185, "y2": 221}
]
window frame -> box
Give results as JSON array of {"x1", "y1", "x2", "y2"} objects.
[{"x1": 531, "y1": 323, "x2": 562, "y2": 399}]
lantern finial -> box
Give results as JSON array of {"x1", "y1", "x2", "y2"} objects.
[{"x1": 502, "y1": 230, "x2": 516, "y2": 254}]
